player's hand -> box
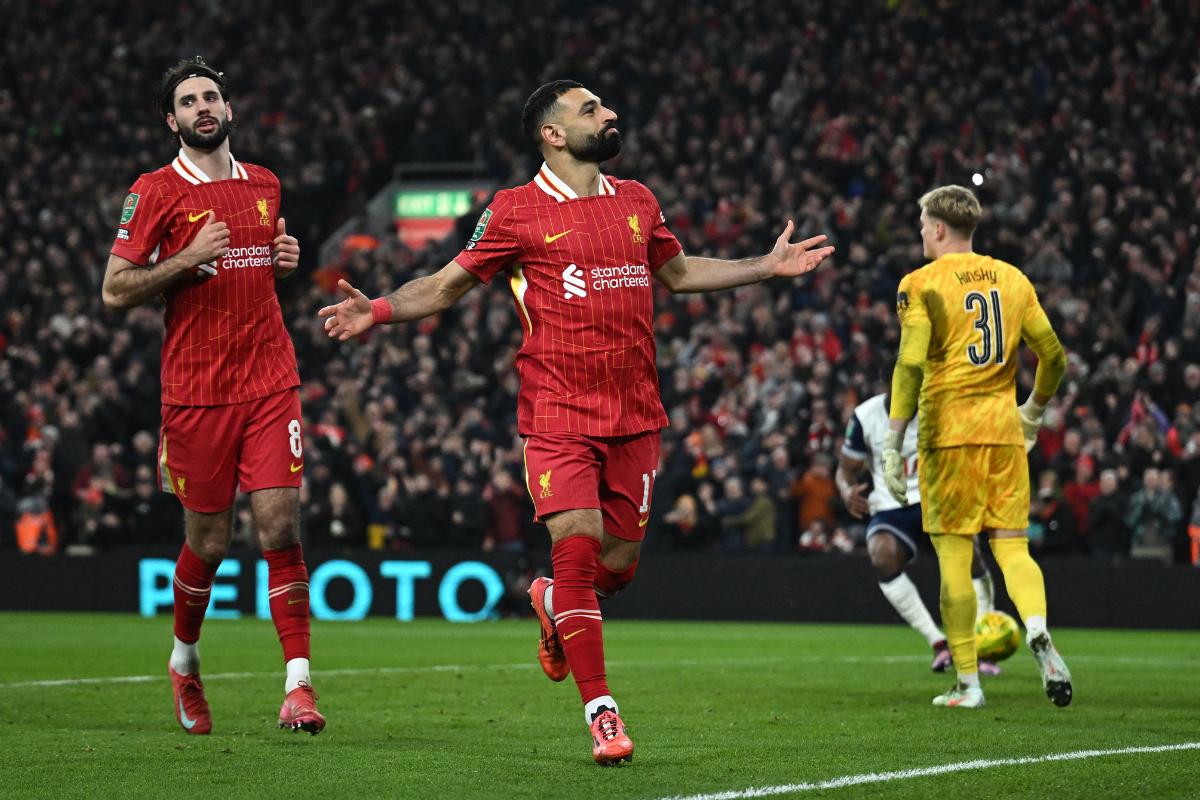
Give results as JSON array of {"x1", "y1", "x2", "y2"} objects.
[
  {"x1": 318, "y1": 279, "x2": 374, "y2": 341},
  {"x1": 1018, "y1": 397, "x2": 1047, "y2": 454},
  {"x1": 843, "y1": 482, "x2": 870, "y2": 519},
  {"x1": 768, "y1": 220, "x2": 836, "y2": 278},
  {"x1": 180, "y1": 211, "x2": 229, "y2": 275},
  {"x1": 881, "y1": 430, "x2": 909, "y2": 506},
  {"x1": 272, "y1": 217, "x2": 300, "y2": 275}
]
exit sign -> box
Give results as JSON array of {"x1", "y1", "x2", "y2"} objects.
[{"x1": 395, "y1": 190, "x2": 473, "y2": 219}]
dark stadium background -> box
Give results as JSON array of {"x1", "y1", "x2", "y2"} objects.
[{"x1": 2, "y1": 0, "x2": 1198, "y2": 621}]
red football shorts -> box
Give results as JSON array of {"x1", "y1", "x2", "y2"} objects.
[
  {"x1": 522, "y1": 430, "x2": 661, "y2": 542},
  {"x1": 158, "y1": 388, "x2": 304, "y2": 513}
]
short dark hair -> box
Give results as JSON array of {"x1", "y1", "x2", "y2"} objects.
[
  {"x1": 521, "y1": 80, "x2": 583, "y2": 148},
  {"x1": 158, "y1": 56, "x2": 227, "y2": 118}
]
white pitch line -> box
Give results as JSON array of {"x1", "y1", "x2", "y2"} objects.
[
  {"x1": 3, "y1": 651, "x2": 1196, "y2": 690},
  {"x1": 652, "y1": 742, "x2": 1200, "y2": 800}
]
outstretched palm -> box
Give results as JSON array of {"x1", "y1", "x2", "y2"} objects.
[
  {"x1": 770, "y1": 220, "x2": 835, "y2": 278},
  {"x1": 318, "y1": 279, "x2": 373, "y2": 341}
]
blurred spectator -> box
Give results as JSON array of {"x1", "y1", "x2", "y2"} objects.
[
  {"x1": 1029, "y1": 472, "x2": 1077, "y2": 557},
  {"x1": 484, "y1": 470, "x2": 527, "y2": 554},
  {"x1": 792, "y1": 455, "x2": 836, "y2": 538},
  {"x1": 126, "y1": 464, "x2": 182, "y2": 545},
  {"x1": 721, "y1": 476, "x2": 776, "y2": 553},
  {"x1": 1091, "y1": 470, "x2": 1130, "y2": 563},
  {"x1": 307, "y1": 482, "x2": 365, "y2": 550},
  {"x1": 1124, "y1": 469, "x2": 1183, "y2": 564}
]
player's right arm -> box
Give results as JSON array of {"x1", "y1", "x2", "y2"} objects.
[
  {"x1": 1016, "y1": 284, "x2": 1068, "y2": 451},
  {"x1": 101, "y1": 213, "x2": 230, "y2": 309},
  {"x1": 884, "y1": 272, "x2": 930, "y2": 504},
  {"x1": 318, "y1": 262, "x2": 480, "y2": 341},
  {"x1": 321, "y1": 195, "x2": 518, "y2": 341}
]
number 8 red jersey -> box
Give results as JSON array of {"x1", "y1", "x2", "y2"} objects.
[{"x1": 453, "y1": 163, "x2": 682, "y2": 437}]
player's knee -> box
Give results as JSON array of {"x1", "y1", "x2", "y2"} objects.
[
  {"x1": 867, "y1": 534, "x2": 907, "y2": 576},
  {"x1": 187, "y1": 534, "x2": 230, "y2": 564},
  {"x1": 594, "y1": 558, "x2": 638, "y2": 598},
  {"x1": 258, "y1": 515, "x2": 300, "y2": 551}
]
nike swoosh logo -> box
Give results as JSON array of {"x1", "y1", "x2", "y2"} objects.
[
  {"x1": 544, "y1": 229, "x2": 573, "y2": 244},
  {"x1": 185, "y1": 600, "x2": 207, "y2": 607},
  {"x1": 638, "y1": 517, "x2": 649, "y2": 528},
  {"x1": 287, "y1": 597, "x2": 307, "y2": 605},
  {"x1": 179, "y1": 697, "x2": 197, "y2": 730},
  {"x1": 187, "y1": 209, "x2": 213, "y2": 223},
  {"x1": 563, "y1": 629, "x2": 585, "y2": 641},
  {"x1": 289, "y1": 462, "x2": 303, "y2": 473}
]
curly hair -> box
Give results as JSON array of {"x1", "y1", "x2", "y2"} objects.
[{"x1": 157, "y1": 56, "x2": 227, "y2": 118}]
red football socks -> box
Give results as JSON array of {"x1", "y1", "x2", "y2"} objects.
[
  {"x1": 593, "y1": 558, "x2": 638, "y2": 599},
  {"x1": 172, "y1": 542, "x2": 218, "y2": 644},
  {"x1": 264, "y1": 544, "x2": 311, "y2": 662},
  {"x1": 551, "y1": 535, "x2": 609, "y2": 704}
]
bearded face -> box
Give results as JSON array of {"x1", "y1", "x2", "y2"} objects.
[
  {"x1": 566, "y1": 121, "x2": 622, "y2": 163},
  {"x1": 177, "y1": 112, "x2": 231, "y2": 151}
]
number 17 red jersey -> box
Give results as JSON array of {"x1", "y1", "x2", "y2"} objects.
[{"x1": 454, "y1": 163, "x2": 682, "y2": 437}]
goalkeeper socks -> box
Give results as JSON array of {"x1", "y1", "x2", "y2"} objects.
[
  {"x1": 172, "y1": 542, "x2": 218, "y2": 656},
  {"x1": 973, "y1": 570, "x2": 995, "y2": 620},
  {"x1": 594, "y1": 559, "x2": 638, "y2": 599},
  {"x1": 988, "y1": 537, "x2": 1048, "y2": 623},
  {"x1": 551, "y1": 535, "x2": 609, "y2": 705},
  {"x1": 878, "y1": 571, "x2": 944, "y2": 646},
  {"x1": 265, "y1": 544, "x2": 311, "y2": 664},
  {"x1": 930, "y1": 534, "x2": 978, "y2": 676}
]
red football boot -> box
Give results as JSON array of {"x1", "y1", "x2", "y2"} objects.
[
  {"x1": 590, "y1": 709, "x2": 634, "y2": 766},
  {"x1": 278, "y1": 682, "x2": 326, "y2": 735},
  {"x1": 528, "y1": 577, "x2": 569, "y2": 682},
  {"x1": 169, "y1": 665, "x2": 212, "y2": 735}
]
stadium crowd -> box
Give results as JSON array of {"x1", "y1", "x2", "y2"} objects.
[{"x1": 2, "y1": 0, "x2": 1198, "y2": 565}]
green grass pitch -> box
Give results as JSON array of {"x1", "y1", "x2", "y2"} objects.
[{"x1": 2, "y1": 613, "x2": 1198, "y2": 799}]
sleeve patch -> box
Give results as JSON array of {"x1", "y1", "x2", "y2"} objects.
[{"x1": 120, "y1": 193, "x2": 140, "y2": 224}]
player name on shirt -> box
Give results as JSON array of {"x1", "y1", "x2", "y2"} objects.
[{"x1": 954, "y1": 267, "x2": 998, "y2": 285}]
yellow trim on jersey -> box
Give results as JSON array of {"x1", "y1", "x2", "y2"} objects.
[
  {"x1": 159, "y1": 434, "x2": 175, "y2": 495},
  {"x1": 509, "y1": 263, "x2": 534, "y2": 335},
  {"x1": 520, "y1": 439, "x2": 537, "y2": 506}
]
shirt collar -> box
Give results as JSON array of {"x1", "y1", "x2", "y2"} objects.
[
  {"x1": 533, "y1": 161, "x2": 615, "y2": 202},
  {"x1": 172, "y1": 149, "x2": 247, "y2": 185}
]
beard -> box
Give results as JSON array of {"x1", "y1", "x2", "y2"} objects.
[
  {"x1": 567, "y1": 123, "x2": 622, "y2": 163},
  {"x1": 178, "y1": 115, "x2": 231, "y2": 151}
]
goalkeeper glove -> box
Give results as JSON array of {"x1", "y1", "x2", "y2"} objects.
[
  {"x1": 1018, "y1": 396, "x2": 1047, "y2": 454},
  {"x1": 881, "y1": 429, "x2": 909, "y2": 506}
]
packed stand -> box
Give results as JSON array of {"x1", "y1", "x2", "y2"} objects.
[{"x1": 2, "y1": 0, "x2": 1198, "y2": 564}]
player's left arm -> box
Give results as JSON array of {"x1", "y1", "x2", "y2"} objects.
[
  {"x1": 654, "y1": 220, "x2": 835, "y2": 293},
  {"x1": 1016, "y1": 289, "x2": 1068, "y2": 451},
  {"x1": 884, "y1": 275, "x2": 930, "y2": 504},
  {"x1": 272, "y1": 216, "x2": 299, "y2": 280}
]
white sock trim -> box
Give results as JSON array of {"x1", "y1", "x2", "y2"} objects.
[
  {"x1": 958, "y1": 672, "x2": 981, "y2": 688},
  {"x1": 585, "y1": 695, "x2": 618, "y2": 724},
  {"x1": 543, "y1": 584, "x2": 555, "y2": 619},
  {"x1": 1025, "y1": 615, "x2": 1048, "y2": 642},
  {"x1": 285, "y1": 657, "x2": 311, "y2": 693},
  {"x1": 169, "y1": 637, "x2": 199, "y2": 675}
]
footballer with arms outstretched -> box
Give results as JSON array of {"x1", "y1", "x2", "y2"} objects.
[
  {"x1": 883, "y1": 185, "x2": 1072, "y2": 709},
  {"x1": 102, "y1": 57, "x2": 324, "y2": 736},
  {"x1": 320, "y1": 80, "x2": 835, "y2": 764}
]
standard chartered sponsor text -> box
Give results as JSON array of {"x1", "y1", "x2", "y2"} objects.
[
  {"x1": 221, "y1": 245, "x2": 273, "y2": 269},
  {"x1": 590, "y1": 263, "x2": 649, "y2": 290}
]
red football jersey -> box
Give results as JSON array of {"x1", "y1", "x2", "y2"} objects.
[
  {"x1": 110, "y1": 151, "x2": 299, "y2": 406},
  {"x1": 454, "y1": 163, "x2": 682, "y2": 436}
]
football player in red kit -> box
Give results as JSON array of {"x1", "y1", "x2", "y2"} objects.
[
  {"x1": 102, "y1": 57, "x2": 323, "y2": 736},
  {"x1": 319, "y1": 80, "x2": 834, "y2": 763}
]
